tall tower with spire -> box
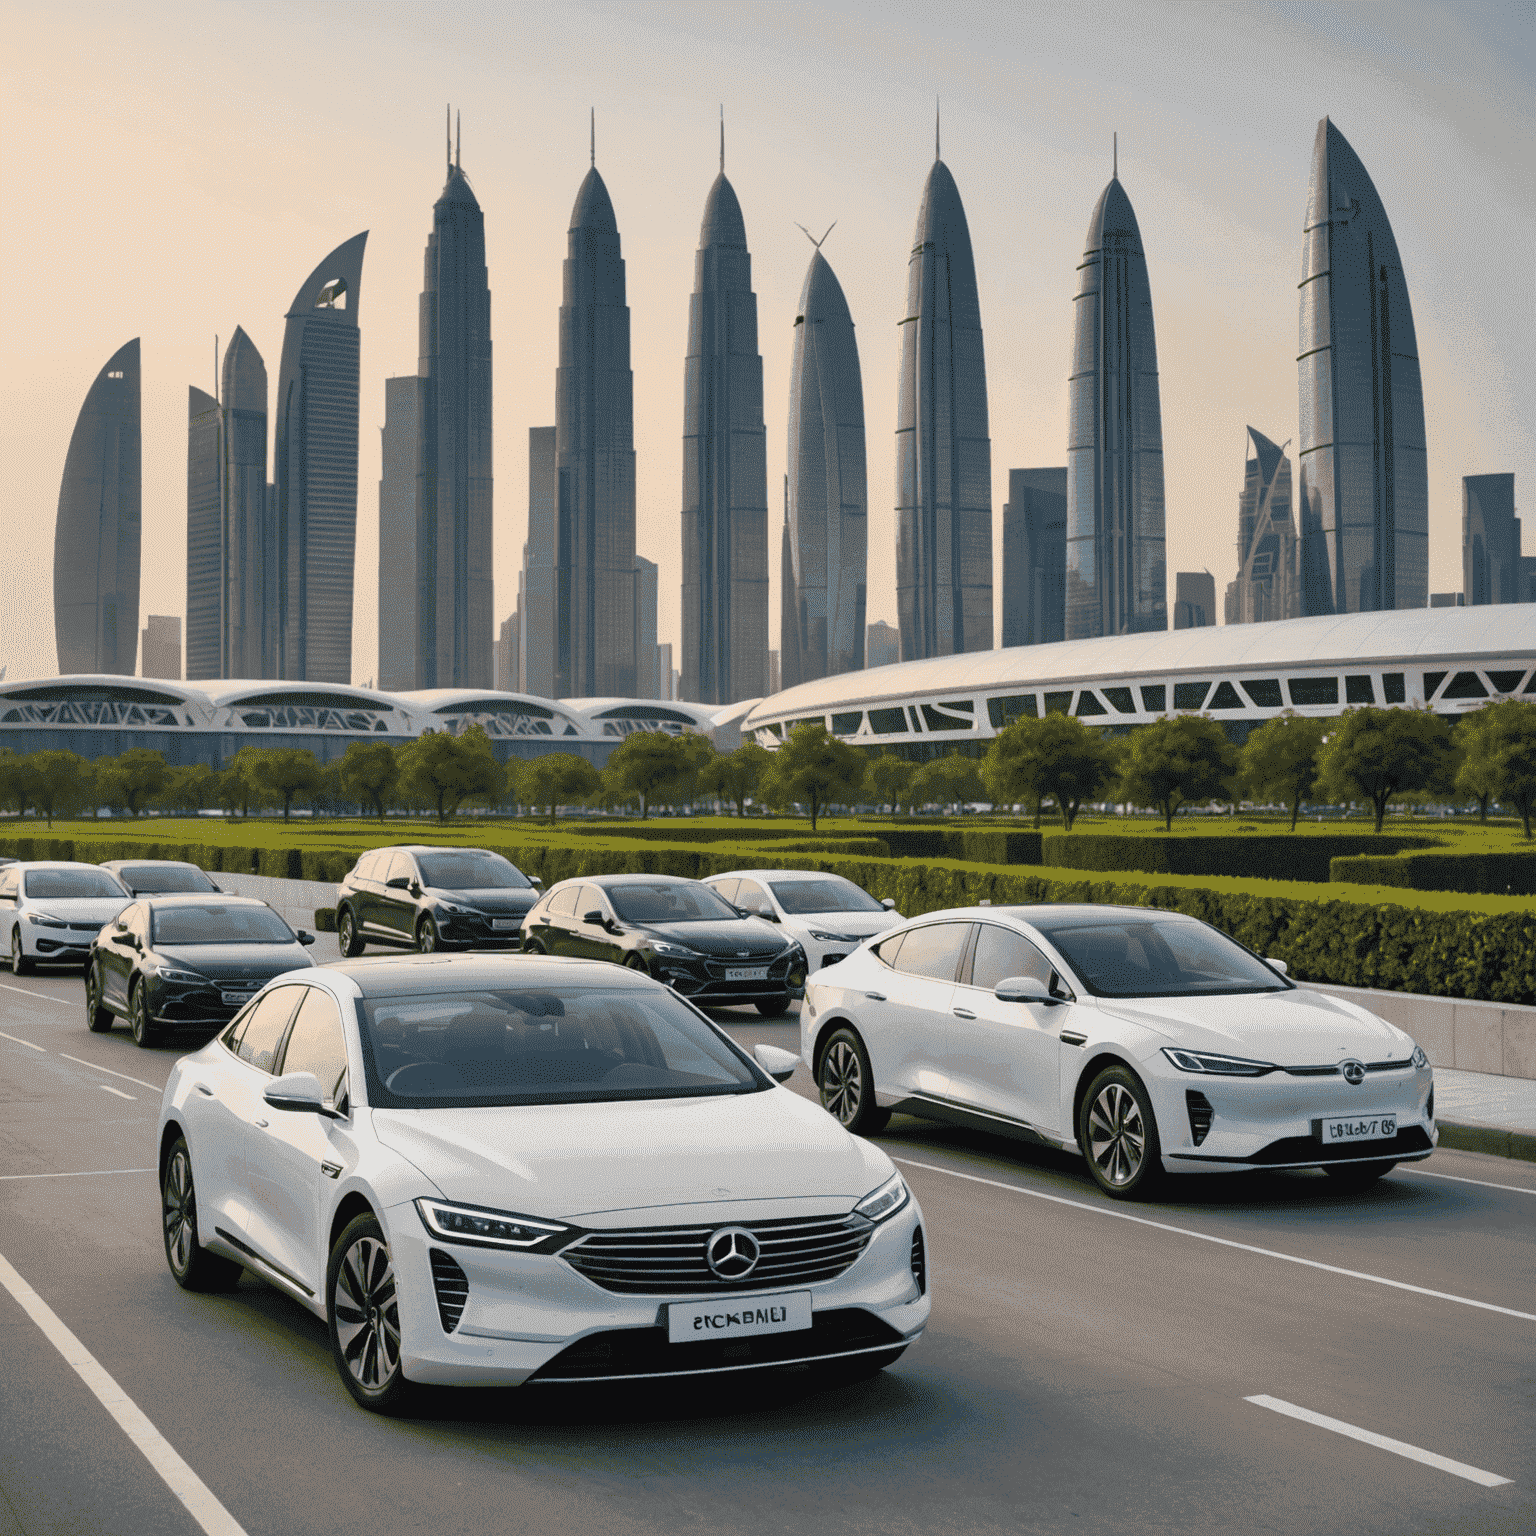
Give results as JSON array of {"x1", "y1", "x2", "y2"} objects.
[
  {"x1": 1064, "y1": 155, "x2": 1167, "y2": 639},
  {"x1": 895, "y1": 114, "x2": 992, "y2": 661},
  {"x1": 555, "y1": 120, "x2": 638, "y2": 698},
  {"x1": 681, "y1": 118, "x2": 769, "y2": 704}
]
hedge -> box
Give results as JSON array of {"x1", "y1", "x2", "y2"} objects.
[
  {"x1": 1040, "y1": 833, "x2": 1438, "y2": 883},
  {"x1": 1331, "y1": 851, "x2": 1536, "y2": 896}
]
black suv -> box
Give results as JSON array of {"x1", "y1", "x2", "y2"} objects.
[{"x1": 335, "y1": 846, "x2": 542, "y2": 956}]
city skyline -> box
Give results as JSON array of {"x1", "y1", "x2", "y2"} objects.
[{"x1": 4, "y1": 2, "x2": 1531, "y2": 688}]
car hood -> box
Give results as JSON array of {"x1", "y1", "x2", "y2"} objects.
[
  {"x1": 1091, "y1": 987, "x2": 1413, "y2": 1065},
  {"x1": 369, "y1": 1088, "x2": 889, "y2": 1220},
  {"x1": 427, "y1": 886, "x2": 538, "y2": 915},
  {"x1": 154, "y1": 943, "x2": 315, "y2": 980},
  {"x1": 793, "y1": 911, "x2": 899, "y2": 937},
  {"x1": 28, "y1": 898, "x2": 129, "y2": 924},
  {"x1": 629, "y1": 918, "x2": 790, "y2": 958}
]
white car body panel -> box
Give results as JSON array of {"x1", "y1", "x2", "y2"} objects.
[{"x1": 703, "y1": 869, "x2": 903, "y2": 972}]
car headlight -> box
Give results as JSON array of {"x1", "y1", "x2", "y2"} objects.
[
  {"x1": 26, "y1": 912, "x2": 69, "y2": 928},
  {"x1": 809, "y1": 930, "x2": 857, "y2": 944},
  {"x1": 649, "y1": 940, "x2": 699, "y2": 958},
  {"x1": 415, "y1": 1198, "x2": 572, "y2": 1253},
  {"x1": 155, "y1": 965, "x2": 210, "y2": 985},
  {"x1": 1161, "y1": 1047, "x2": 1278, "y2": 1076},
  {"x1": 1411, "y1": 1044, "x2": 1429, "y2": 1070},
  {"x1": 854, "y1": 1173, "x2": 910, "y2": 1224},
  {"x1": 436, "y1": 901, "x2": 477, "y2": 916}
]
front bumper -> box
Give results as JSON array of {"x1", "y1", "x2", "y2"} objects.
[
  {"x1": 433, "y1": 911, "x2": 527, "y2": 949},
  {"x1": 650, "y1": 947, "x2": 806, "y2": 1005}
]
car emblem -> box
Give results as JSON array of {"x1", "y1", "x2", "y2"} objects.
[
  {"x1": 737, "y1": 950, "x2": 750, "y2": 957},
  {"x1": 1340, "y1": 1058, "x2": 1367, "y2": 1086},
  {"x1": 705, "y1": 1225, "x2": 760, "y2": 1281}
]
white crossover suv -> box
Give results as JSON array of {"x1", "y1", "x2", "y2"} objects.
[{"x1": 705, "y1": 870, "x2": 903, "y2": 974}]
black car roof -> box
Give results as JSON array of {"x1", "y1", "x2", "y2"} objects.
[{"x1": 324, "y1": 953, "x2": 654, "y2": 996}]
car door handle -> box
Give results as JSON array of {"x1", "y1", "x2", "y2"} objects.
[
  {"x1": 1060, "y1": 1030, "x2": 1088, "y2": 1047},
  {"x1": 320, "y1": 1160, "x2": 343, "y2": 1180},
  {"x1": 864, "y1": 992, "x2": 886, "y2": 1002},
  {"x1": 952, "y1": 1007, "x2": 977, "y2": 1020},
  {"x1": 193, "y1": 1082, "x2": 215, "y2": 1097}
]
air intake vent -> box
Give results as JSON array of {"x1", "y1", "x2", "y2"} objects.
[
  {"x1": 429, "y1": 1248, "x2": 469, "y2": 1333},
  {"x1": 1427, "y1": 1087, "x2": 1434, "y2": 1124},
  {"x1": 1186, "y1": 1091, "x2": 1214, "y2": 1147},
  {"x1": 910, "y1": 1226, "x2": 926, "y2": 1296}
]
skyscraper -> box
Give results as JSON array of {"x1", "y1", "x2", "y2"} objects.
[
  {"x1": 554, "y1": 154, "x2": 637, "y2": 697},
  {"x1": 1173, "y1": 571, "x2": 1216, "y2": 629},
  {"x1": 140, "y1": 616, "x2": 182, "y2": 680},
  {"x1": 784, "y1": 242, "x2": 867, "y2": 687},
  {"x1": 1065, "y1": 173, "x2": 1167, "y2": 639},
  {"x1": 55, "y1": 339, "x2": 141, "y2": 676},
  {"x1": 1298, "y1": 118, "x2": 1428, "y2": 615},
  {"x1": 681, "y1": 145, "x2": 769, "y2": 704},
  {"x1": 187, "y1": 328, "x2": 274, "y2": 681},
  {"x1": 519, "y1": 425, "x2": 557, "y2": 697},
  {"x1": 1001, "y1": 468, "x2": 1066, "y2": 647},
  {"x1": 1224, "y1": 428, "x2": 1298, "y2": 625},
  {"x1": 636, "y1": 556, "x2": 660, "y2": 698},
  {"x1": 274, "y1": 230, "x2": 368, "y2": 681},
  {"x1": 1462, "y1": 474, "x2": 1520, "y2": 606},
  {"x1": 895, "y1": 141, "x2": 992, "y2": 660},
  {"x1": 377, "y1": 374, "x2": 427, "y2": 691}
]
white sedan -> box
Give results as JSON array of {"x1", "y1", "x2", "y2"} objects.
[
  {"x1": 157, "y1": 954, "x2": 929, "y2": 1412},
  {"x1": 704, "y1": 870, "x2": 903, "y2": 973},
  {"x1": 801, "y1": 904, "x2": 1435, "y2": 1199},
  {"x1": 1, "y1": 861, "x2": 130, "y2": 972}
]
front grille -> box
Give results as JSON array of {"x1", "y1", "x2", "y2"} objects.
[
  {"x1": 910, "y1": 1226, "x2": 926, "y2": 1295},
  {"x1": 528, "y1": 1307, "x2": 905, "y2": 1383},
  {"x1": 1249, "y1": 1125, "x2": 1434, "y2": 1165},
  {"x1": 1186, "y1": 1090, "x2": 1214, "y2": 1146},
  {"x1": 563, "y1": 1213, "x2": 874, "y2": 1296},
  {"x1": 1284, "y1": 1059, "x2": 1414, "y2": 1077},
  {"x1": 429, "y1": 1248, "x2": 469, "y2": 1332}
]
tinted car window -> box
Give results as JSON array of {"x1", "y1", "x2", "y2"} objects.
[
  {"x1": 769, "y1": 878, "x2": 884, "y2": 915},
  {"x1": 278, "y1": 988, "x2": 349, "y2": 1100},
  {"x1": 547, "y1": 885, "x2": 580, "y2": 917},
  {"x1": 608, "y1": 882, "x2": 740, "y2": 923},
  {"x1": 0, "y1": 871, "x2": 17, "y2": 900},
  {"x1": 118, "y1": 864, "x2": 217, "y2": 893},
  {"x1": 970, "y1": 926, "x2": 1054, "y2": 991},
  {"x1": 417, "y1": 851, "x2": 531, "y2": 891},
  {"x1": 152, "y1": 904, "x2": 295, "y2": 945},
  {"x1": 358, "y1": 986, "x2": 763, "y2": 1108},
  {"x1": 24, "y1": 869, "x2": 125, "y2": 900},
  {"x1": 383, "y1": 852, "x2": 415, "y2": 885},
  {"x1": 733, "y1": 879, "x2": 770, "y2": 912},
  {"x1": 234, "y1": 987, "x2": 304, "y2": 1073},
  {"x1": 575, "y1": 886, "x2": 609, "y2": 919},
  {"x1": 892, "y1": 923, "x2": 970, "y2": 981},
  {"x1": 1037, "y1": 917, "x2": 1289, "y2": 999},
  {"x1": 352, "y1": 851, "x2": 381, "y2": 881},
  {"x1": 711, "y1": 878, "x2": 740, "y2": 905},
  {"x1": 872, "y1": 931, "x2": 906, "y2": 968}
]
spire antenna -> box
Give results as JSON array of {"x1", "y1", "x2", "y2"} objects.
[
  {"x1": 590, "y1": 107, "x2": 595, "y2": 167},
  {"x1": 1113, "y1": 131, "x2": 1117, "y2": 179},
  {"x1": 795, "y1": 220, "x2": 838, "y2": 250},
  {"x1": 446, "y1": 103, "x2": 451, "y2": 173},
  {"x1": 214, "y1": 335, "x2": 219, "y2": 403},
  {"x1": 935, "y1": 97, "x2": 941, "y2": 160},
  {"x1": 456, "y1": 109, "x2": 461, "y2": 168},
  {"x1": 720, "y1": 103, "x2": 724, "y2": 173}
]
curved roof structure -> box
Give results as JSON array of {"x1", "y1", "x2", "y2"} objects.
[
  {"x1": 561, "y1": 697, "x2": 719, "y2": 737},
  {"x1": 401, "y1": 689, "x2": 589, "y2": 739}
]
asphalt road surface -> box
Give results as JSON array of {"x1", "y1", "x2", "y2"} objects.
[{"x1": 2, "y1": 962, "x2": 1533, "y2": 1536}]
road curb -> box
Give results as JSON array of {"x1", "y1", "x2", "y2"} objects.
[{"x1": 1437, "y1": 1120, "x2": 1536, "y2": 1163}]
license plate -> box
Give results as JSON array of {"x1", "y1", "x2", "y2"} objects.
[
  {"x1": 725, "y1": 967, "x2": 769, "y2": 981},
  {"x1": 491, "y1": 919, "x2": 520, "y2": 930},
  {"x1": 221, "y1": 991, "x2": 252, "y2": 1007},
  {"x1": 1319, "y1": 1114, "x2": 1397, "y2": 1144},
  {"x1": 667, "y1": 1290, "x2": 812, "y2": 1344}
]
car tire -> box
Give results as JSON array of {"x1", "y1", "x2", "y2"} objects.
[
  {"x1": 816, "y1": 1027, "x2": 890, "y2": 1136},
  {"x1": 160, "y1": 1137, "x2": 243, "y2": 1292},
  {"x1": 337, "y1": 906, "x2": 365, "y2": 958},
  {"x1": 328, "y1": 1213, "x2": 413, "y2": 1414},
  {"x1": 85, "y1": 963, "x2": 114, "y2": 1032},
  {"x1": 11, "y1": 928, "x2": 32, "y2": 976},
  {"x1": 129, "y1": 983, "x2": 161, "y2": 1049},
  {"x1": 416, "y1": 916, "x2": 439, "y2": 954},
  {"x1": 1079, "y1": 1065, "x2": 1163, "y2": 1200},
  {"x1": 522, "y1": 938, "x2": 545, "y2": 955},
  {"x1": 625, "y1": 952, "x2": 649, "y2": 976},
  {"x1": 756, "y1": 993, "x2": 793, "y2": 1018},
  {"x1": 1324, "y1": 1159, "x2": 1397, "y2": 1191}
]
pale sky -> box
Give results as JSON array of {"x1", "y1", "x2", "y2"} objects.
[{"x1": 2, "y1": 0, "x2": 1531, "y2": 688}]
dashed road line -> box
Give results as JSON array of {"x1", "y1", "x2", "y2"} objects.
[
  {"x1": 0, "y1": 981, "x2": 73, "y2": 1004},
  {"x1": 1405, "y1": 1167, "x2": 1536, "y2": 1196},
  {"x1": 0, "y1": 1030, "x2": 45, "y2": 1050},
  {"x1": 0, "y1": 1168, "x2": 154, "y2": 1181},
  {"x1": 1244, "y1": 1395, "x2": 1512, "y2": 1487},
  {"x1": 100, "y1": 1084, "x2": 135, "y2": 1100},
  {"x1": 58, "y1": 1055, "x2": 160, "y2": 1092}
]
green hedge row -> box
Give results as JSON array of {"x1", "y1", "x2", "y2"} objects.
[
  {"x1": 1331, "y1": 851, "x2": 1536, "y2": 896},
  {"x1": 1040, "y1": 833, "x2": 1439, "y2": 883},
  {"x1": 0, "y1": 835, "x2": 363, "y2": 886},
  {"x1": 735, "y1": 838, "x2": 891, "y2": 858}
]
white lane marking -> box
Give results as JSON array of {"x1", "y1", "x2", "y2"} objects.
[
  {"x1": 0, "y1": 1029, "x2": 46, "y2": 1050},
  {"x1": 0, "y1": 981, "x2": 72, "y2": 1005},
  {"x1": 58, "y1": 1054, "x2": 160, "y2": 1092},
  {"x1": 892, "y1": 1156, "x2": 1536, "y2": 1323},
  {"x1": 0, "y1": 1168, "x2": 154, "y2": 1181},
  {"x1": 1244, "y1": 1395, "x2": 1512, "y2": 1488},
  {"x1": 0, "y1": 1250, "x2": 250, "y2": 1535},
  {"x1": 99, "y1": 1084, "x2": 134, "y2": 1101},
  {"x1": 1405, "y1": 1167, "x2": 1536, "y2": 1196}
]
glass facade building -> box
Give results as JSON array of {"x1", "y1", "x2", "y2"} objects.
[
  {"x1": 1001, "y1": 468, "x2": 1067, "y2": 647},
  {"x1": 1462, "y1": 473, "x2": 1520, "y2": 606},
  {"x1": 1224, "y1": 427, "x2": 1299, "y2": 625},
  {"x1": 1065, "y1": 178, "x2": 1166, "y2": 639},
  {"x1": 1297, "y1": 118, "x2": 1427, "y2": 615}
]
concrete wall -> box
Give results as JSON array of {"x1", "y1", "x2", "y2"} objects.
[{"x1": 214, "y1": 871, "x2": 338, "y2": 938}]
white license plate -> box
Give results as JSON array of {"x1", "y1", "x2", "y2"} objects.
[
  {"x1": 724, "y1": 967, "x2": 769, "y2": 981},
  {"x1": 491, "y1": 918, "x2": 519, "y2": 930},
  {"x1": 221, "y1": 991, "x2": 252, "y2": 1006},
  {"x1": 667, "y1": 1290, "x2": 812, "y2": 1344},
  {"x1": 1320, "y1": 1113, "x2": 1397, "y2": 1144}
]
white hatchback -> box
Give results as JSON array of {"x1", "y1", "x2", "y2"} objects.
[
  {"x1": 802, "y1": 904, "x2": 1435, "y2": 1199},
  {"x1": 1, "y1": 861, "x2": 130, "y2": 972},
  {"x1": 705, "y1": 870, "x2": 904, "y2": 973}
]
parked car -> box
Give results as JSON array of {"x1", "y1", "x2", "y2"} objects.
[
  {"x1": 101, "y1": 859, "x2": 221, "y2": 896},
  {"x1": 522, "y1": 874, "x2": 808, "y2": 1016},
  {"x1": 334, "y1": 846, "x2": 543, "y2": 956},
  {"x1": 155, "y1": 954, "x2": 928, "y2": 1412},
  {"x1": 0, "y1": 862, "x2": 130, "y2": 973},
  {"x1": 87, "y1": 895, "x2": 316, "y2": 1047},
  {"x1": 802, "y1": 903, "x2": 1435, "y2": 1199},
  {"x1": 704, "y1": 869, "x2": 902, "y2": 973}
]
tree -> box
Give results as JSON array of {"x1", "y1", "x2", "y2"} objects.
[
  {"x1": 867, "y1": 753, "x2": 915, "y2": 815},
  {"x1": 521, "y1": 752, "x2": 602, "y2": 821},
  {"x1": 982, "y1": 714, "x2": 1108, "y2": 831},
  {"x1": 26, "y1": 751, "x2": 94, "y2": 827},
  {"x1": 1117, "y1": 715, "x2": 1237, "y2": 832},
  {"x1": 1481, "y1": 698, "x2": 1536, "y2": 839},
  {"x1": 1315, "y1": 706, "x2": 1455, "y2": 834},
  {"x1": 1453, "y1": 706, "x2": 1502, "y2": 823},
  {"x1": 95, "y1": 748, "x2": 171, "y2": 816},
  {"x1": 604, "y1": 731, "x2": 689, "y2": 819},
  {"x1": 1239, "y1": 711, "x2": 1329, "y2": 830},
  {"x1": 697, "y1": 740, "x2": 771, "y2": 816},
  {"x1": 0, "y1": 749, "x2": 37, "y2": 817},
  {"x1": 397, "y1": 728, "x2": 505, "y2": 822},
  {"x1": 160, "y1": 763, "x2": 216, "y2": 817},
  {"x1": 912, "y1": 752, "x2": 987, "y2": 813},
  {"x1": 760, "y1": 722, "x2": 866, "y2": 831},
  {"x1": 337, "y1": 741, "x2": 400, "y2": 819},
  {"x1": 245, "y1": 747, "x2": 327, "y2": 822}
]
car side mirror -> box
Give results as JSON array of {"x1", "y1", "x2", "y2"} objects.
[
  {"x1": 881, "y1": 898, "x2": 896, "y2": 910},
  {"x1": 385, "y1": 875, "x2": 411, "y2": 890},
  {"x1": 756, "y1": 906, "x2": 779, "y2": 923},
  {"x1": 530, "y1": 876, "x2": 544, "y2": 887},
  {"x1": 753, "y1": 1043, "x2": 799, "y2": 1084},
  {"x1": 1266, "y1": 957, "x2": 1289, "y2": 975},
  {"x1": 264, "y1": 1070, "x2": 341, "y2": 1117},
  {"x1": 296, "y1": 930, "x2": 315, "y2": 947},
  {"x1": 995, "y1": 975, "x2": 1061, "y2": 1006},
  {"x1": 582, "y1": 909, "x2": 606, "y2": 926}
]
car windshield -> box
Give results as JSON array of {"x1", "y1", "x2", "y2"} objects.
[
  {"x1": 24, "y1": 869, "x2": 125, "y2": 900},
  {"x1": 151, "y1": 904, "x2": 297, "y2": 946},
  {"x1": 416, "y1": 851, "x2": 531, "y2": 891},
  {"x1": 119, "y1": 864, "x2": 217, "y2": 893},
  {"x1": 1035, "y1": 917, "x2": 1289, "y2": 998},
  {"x1": 768, "y1": 878, "x2": 884, "y2": 915},
  {"x1": 608, "y1": 882, "x2": 739, "y2": 924},
  {"x1": 358, "y1": 986, "x2": 764, "y2": 1108}
]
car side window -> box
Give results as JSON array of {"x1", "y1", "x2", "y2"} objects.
[
  {"x1": 547, "y1": 885, "x2": 580, "y2": 917},
  {"x1": 127, "y1": 904, "x2": 150, "y2": 939},
  {"x1": 383, "y1": 852, "x2": 414, "y2": 886},
  {"x1": 711, "y1": 878, "x2": 740, "y2": 906},
  {"x1": 872, "y1": 931, "x2": 906, "y2": 968},
  {"x1": 234, "y1": 987, "x2": 304, "y2": 1074},
  {"x1": 352, "y1": 851, "x2": 379, "y2": 882},
  {"x1": 969, "y1": 926, "x2": 1055, "y2": 991},
  {"x1": 734, "y1": 879, "x2": 769, "y2": 912},
  {"x1": 576, "y1": 885, "x2": 609, "y2": 919},
  {"x1": 893, "y1": 923, "x2": 970, "y2": 982},
  {"x1": 0, "y1": 870, "x2": 16, "y2": 902},
  {"x1": 277, "y1": 987, "x2": 349, "y2": 1102}
]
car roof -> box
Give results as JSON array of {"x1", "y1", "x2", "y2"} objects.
[
  {"x1": 892, "y1": 903, "x2": 1198, "y2": 927},
  {"x1": 706, "y1": 869, "x2": 861, "y2": 882},
  {"x1": 101, "y1": 858, "x2": 202, "y2": 870},
  {"x1": 577, "y1": 872, "x2": 712, "y2": 887},
  {"x1": 14, "y1": 861, "x2": 126, "y2": 873},
  {"x1": 137, "y1": 893, "x2": 272, "y2": 908},
  {"x1": 323, "y1": 953, "x2": 657, "y2": 996},
  {"x1": 357, "y1": 845, "x2": 500, "y2": 857}
]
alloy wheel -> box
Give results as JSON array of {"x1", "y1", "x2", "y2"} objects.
[
  {"x1": 130, "y1": 986, "x2": 153, "y2": 1047},
  {"x1": 163, "y1": 1146, "x2": 197, "y2": 1278},
  {"x1": 417, "y1": 918, "x2": 438, "y2": 954},
  {"x1": 821, "y1": 1039, "x2": 862, "y2": 1127},
  {"x1": 333, "y1": 1235, "x2": 401, "y2": 1392},
  {"x1": 11, "y1": 928, "x2": 27, "y2": 975},
  {"x1": 1086, "y1": 1082, "x2": 1146, "y2": 1187}
]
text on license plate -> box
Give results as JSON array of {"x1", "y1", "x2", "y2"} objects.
[
  {"x1": 667, "y1": 1290, "x2": 812, "y2": 1344},
  {"x1": 491, "y1": 918, "x2": 519, "y2": 930},
  {"x1": 1320, "y1": 1114, "x2": 1396, "y2": 1144},
  {"x1": 725, "y1": 967, "x2": 769, "y2": 981},
  {"x1": 221, "y1": 992, "x2": 252, "y2": 1006}
]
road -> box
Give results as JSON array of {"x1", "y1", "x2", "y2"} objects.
[{"x1": 1, "y1": 958, "x2": 1533, "y2": 1536}]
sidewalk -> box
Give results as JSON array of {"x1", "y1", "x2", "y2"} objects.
[{"x1": 1433, "y1": 1067, "x2": 1536, "y2": 1163}]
